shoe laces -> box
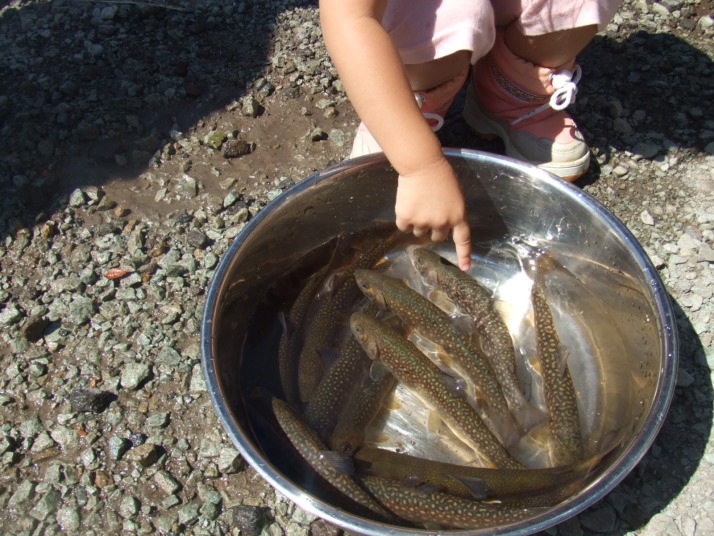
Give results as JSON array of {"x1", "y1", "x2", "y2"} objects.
[
  {"x1": 511, "y1": 65, "x2": 582, "y2": 126},
  {"x1": 415, "y1": 93, "x2": 445, "y2": 131}
]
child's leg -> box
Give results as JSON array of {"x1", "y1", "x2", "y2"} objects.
[
  {"x1": 350, "y1": 0, "x2": 494, "y2": 158},
  {"x1": 465, "y1": 0, "x2": 622, "y2": 180}
]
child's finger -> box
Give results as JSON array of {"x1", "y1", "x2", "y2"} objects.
[{"x1": 452, "y1": 221, "x2": 472, "y2": 271}]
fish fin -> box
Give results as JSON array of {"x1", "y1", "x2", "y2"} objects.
[
  {"x1": 412, "y1": 482, "x2": 441, "y2": 496},
  {"x1": 426, "y1": 410, "x2": 443, "y2": 435},
  {"x1": 557, "y1": 344, "x2": 571, "y2": 377},
  {"x1": 450, "y1": 313, "x2": 474, "y2": 335},
  {"x1": 516, "y1": 403, "x2": 548, "y2": 434},
  {"x1": 445, "y1": 473, "x2": 490, "y2": 500},
  {"x1": 439, "y1": 371, "x2": 468, "y2": 399},
  {"x1": 318, "y1": 450, "x2": 355, "y2": 475},
  {"x1": 316, "y1": 347, "x2": 340, "y2": 370},
  {"x1": 383, "y1": 391, "x2": 402, "y2": 411},
  {"x1": 400, "y1": 475, "x2": 422, "y2": 488},
  {"x1": 369, "y1": 360, "x2": 391, "y2": 382},
  {"x1": 427, "y1": 289, "x2": 458, "y2": 314}
]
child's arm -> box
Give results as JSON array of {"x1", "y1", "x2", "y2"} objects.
[{"x1": 319, "y1": 0, "x2": 472, "y2": 270}]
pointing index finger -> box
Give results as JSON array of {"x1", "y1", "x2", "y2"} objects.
[{"x1": 452, "y1": 221, "x2": 472, "y2": 271}]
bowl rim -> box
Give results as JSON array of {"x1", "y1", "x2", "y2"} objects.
[{"x1": 200, "y1": 148, "x2": 679, "y2": 535}]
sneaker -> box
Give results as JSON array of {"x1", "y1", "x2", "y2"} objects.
[
  {"x1": 464, "y1": 32, "x2": 590, "y2": 181},
  {"x1": 349, "y1": 67, "x2": 469, "y2": 159}
]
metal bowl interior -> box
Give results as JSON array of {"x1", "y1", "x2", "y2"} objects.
[{"x1": 201, "y1": 149, "x2": 678, "y2": 535}]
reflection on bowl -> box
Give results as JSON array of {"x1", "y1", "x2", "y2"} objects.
[{"x1": 201, "y1": 149, "x2": 678, "y2": 535}]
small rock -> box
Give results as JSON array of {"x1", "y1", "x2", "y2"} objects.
[
  {"x1": 309, "y1": 127, "x2": 327, "y2": 141},
  {"x1": 232, "y1": 505, "x2": 271, "y2": 536},
  {"x1": 632, "y1": 141, "x2": 660, "y2": 159},
  {"x1": 69, "y1": 188, "x2": 88, "y2": 207},
  {"x1": 124, "y1": 443, "x2": 160, "y2": 467},
  {"x1": 176, "y1": 174, "x2": 198, "y2": 198},
  {"x1": 29, "y1": 488, "x2": 61, "y2": 521},
  {"x1": 8, "y1": 480, "x2": 36, "y2": 507},
  {"x1": 0, "y1": 304, "x2": 23, "y2": 326},
  {"x1": 178, "y1": 503, "x2": 200, "y2": 526},
  {"x1": 309, "y1": 519, "x2": 343, "y2": 536},
  {"x1": 223, "y1": 139, "x2": 254, "y2": 158},
  {"x1": 217, "y1": 447, "x2": 243, "y2": 474},
  {"x1": 69, "y1": 387, "x2": 114, "y2": 413},
  {"x1": 108, "y1": 436, "x2": 131, "y2": 461},
  {"x1": 147, "y1": 412, "x2": 170, "y2": 428},
  {"x1": 640, "y1": 210, "x2": 655, "y2": 226},
  {"x1": 119, "y1": 494, "x2": 140, "y2": 519},
  {"x1": 205, "y1": 131, "x2": 227, "y2": 149},
  {"x1": 329, "y1": 129, "x2": 345, "y2": 147},
  {"x1": 56, "y1": 506, "x2": 81, "y2": 532},
  {"x1": 187, "y1": 230, "x2": 210, "y2": 249},
  {"x1": 154, "y1": 470, "x2": 181, "y2": 495},
  {"x1": 242, "y1": 95, "x2": 260, "y2": 117},
  {"x1": 120, "y1": 362, "x2": 152, "y2": 390}
]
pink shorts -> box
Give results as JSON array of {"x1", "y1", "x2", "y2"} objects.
[{"x1": 382, "y1": 0, "x2": 621, "y2": 64}]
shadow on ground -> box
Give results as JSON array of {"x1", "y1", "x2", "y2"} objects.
[
  {"x1": 0, "y1": 0, "x2": 319, "y2": 239},
  {"x1": 442, "y1": 30, "x2": 713, "y2": 188}
]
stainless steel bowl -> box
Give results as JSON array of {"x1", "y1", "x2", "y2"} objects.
[{"x1": 201, "y1": 149, "x2": 678, "y2": 535}]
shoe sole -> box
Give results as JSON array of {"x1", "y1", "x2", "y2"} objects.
[{"x1": 463, "y1": 86, "x2": 589, "y2": 181}]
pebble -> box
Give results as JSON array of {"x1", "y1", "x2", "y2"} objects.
[
  {"x1": 641, "y1": 209, "x2": 655, "y2": 226},
  {"x1": 69, "y1": 387, "x2": 114, "y2": 413},
  {"x1": 120, "y1": 362, "x2": 152, "y2": 390},
  {"x1": 108, "y1": 436, "x2": 131, "y2": 461},
  {"x1": 124, "y1": 443, "x2": 160, "y2": 467},
  {"x1": 154, "y1": 470, "x2": 181, "y2": 495},
  {"x1": 232, "y1": 505, "x2": 271, "y2": 536},
  {"x1": 0, "y1": 304, "x2": 23, "y2": 326}
]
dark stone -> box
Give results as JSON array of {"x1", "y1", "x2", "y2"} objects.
[
  {"x1": 186, "y1": 230, "x2": 209, "y2": 249},
  {"x1": 69, "y1": 387, "x2": 115, "y2": 413},
  {"x1": 22, "y1": 316, "x2": 50, "y2": 342},
  {"x1": 310, "y1": 519, "x2": 343, "y2": 536},
  {"x1": 232, "y1": 505, "x2": 271, "y2": 536},
  {"x1": 223, "y1": 139, "x2": 254, "y2": 159}
]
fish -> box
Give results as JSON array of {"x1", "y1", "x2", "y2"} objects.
[
  {"x1": 354, "y1": 445, "x2": 595, "y2": 506},
  {"x1": 409, "y1": 247, "x2": 544, "y2": 432},
  {"x1": 297, "y1": 230, "x2": 404, "y2": 403},
  {"x1": 358, "y1": 475, "x2": 537, "y2": 530},
  {"x1": 303, "y1": 324, "x2": 376, "y2": 441},
  {"x1": 350, "y1": 312, "x2": 524, "y2": 469},
  {"x1": 353, "y1": 269, "x2": 517, "y2": 446},
  {"x1": 531, "y1": 278, "x2": 583, "y2": 466},
  {"x1": 328, "y1": 361, "x2": 397, "y2": 455},
  {"x1": 270, "y1": 396, "x2": 392, "y2": 518},
  {"x1": 278, "y1": 235, "x2": 349, "y2": 404}
]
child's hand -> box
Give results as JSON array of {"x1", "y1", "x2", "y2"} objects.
[{"x1": 395, "y1": 157, "x2": 472, "y2": 270}]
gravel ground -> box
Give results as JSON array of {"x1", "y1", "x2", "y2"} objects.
[{"x1": 0, "y1": 0, "x2": 713, "y2": 535}]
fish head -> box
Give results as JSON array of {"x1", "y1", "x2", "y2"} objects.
[
  {"x1": 349, "y1": 312, "x2": 382, "y2": 361},
  {"x1": 353, "y1": 269, "x2": 390, "y2": 309},
  {"x1": 408, "y1": 246, "x2": 452, "y2": 286}
]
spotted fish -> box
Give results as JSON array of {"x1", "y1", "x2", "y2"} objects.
[
  {"x1": 270, "y1": 397, "x2": 391, "y2": 517},
  {"x1": 353, "y1": 269, "x2": 517, "y2": 446},
  {"x1": 354, "y1": 445, "x2": 594, "y2": 506},
  {"x1": 297, "y1": 231, "x2": 403, "y2": 403},
  {"x1": 409, "y1": 247, "x2": 544, "y2": 432},
  {"x1": 531, "y1": 279, "x2": 583, "y2": 466},
  {"x1": 359, "y1": 475, "x2": 536, "y2": 529},
  {"x1": 328, "y1": 363, "x2": 397, "y2": 455},
  {"x1": 350, "y1": 312, "x2": 523, "y2": 469}
]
